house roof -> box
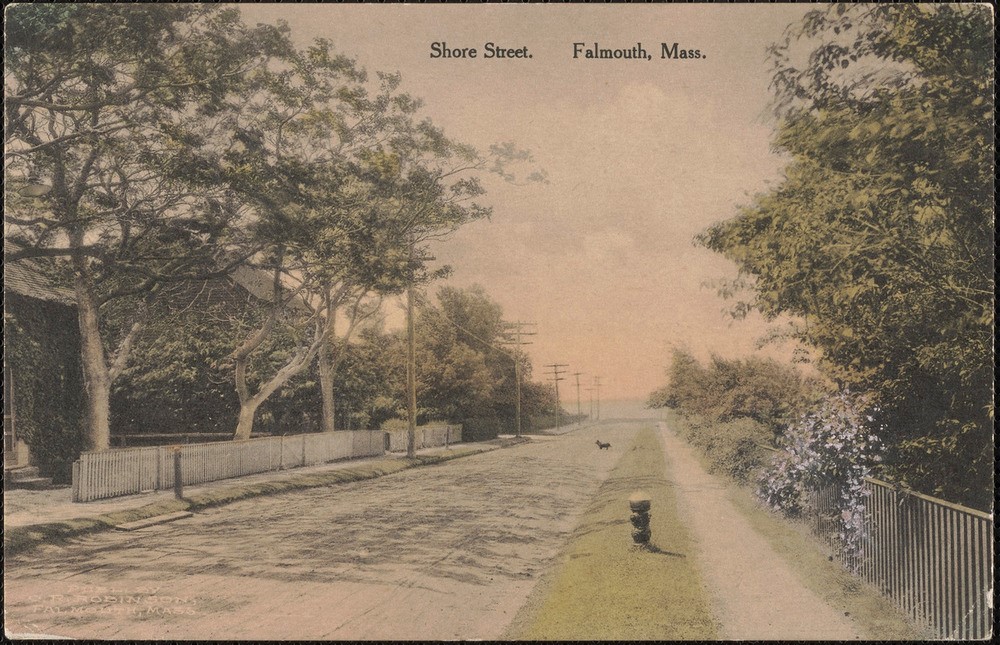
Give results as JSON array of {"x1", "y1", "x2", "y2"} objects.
[
  {"x1": 229, "y1": 264, "x2": 312, "y2": 312},
  {"x1": 4, "y1": 240, "x2": 76, "y2": 306},
  {"x1": 3, "y1": 240, "x2": 311, "y2": 312}
]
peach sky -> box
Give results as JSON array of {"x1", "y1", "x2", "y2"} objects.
[{"x1": 241, "y1": 4, "x2": 814, "y2": 402}]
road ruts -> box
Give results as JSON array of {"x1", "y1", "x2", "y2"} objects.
[{"x1": 3, "y1": 421, "x2": 640, "y2": 640}]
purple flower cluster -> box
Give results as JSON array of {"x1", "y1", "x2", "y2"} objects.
[{"x1": 757, "y1": 390, "x2": 883, "y2": 563}]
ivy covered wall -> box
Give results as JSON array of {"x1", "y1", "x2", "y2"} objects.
[{"x1": 5, "y1": 293, "x2": 86, "y2": 483}]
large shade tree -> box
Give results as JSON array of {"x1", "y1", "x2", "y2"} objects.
[
  {"x1": 216, "y1": 38, "x2": 508, "y2": 439},
  {"x1": 698, "y1": 5, "x2": 993, "y2": 508},
  {"x1": 4, "y1": 5, "x2": 288, "y2": 450}
]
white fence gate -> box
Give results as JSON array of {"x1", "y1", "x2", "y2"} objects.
[
  {"x1": 72, "y1": 430, "x2": 385, "y2": 502},
  {"x1": 385, "y1": 424, "x2": 462, "y2": 452}
]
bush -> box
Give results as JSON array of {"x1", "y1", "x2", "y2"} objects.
[
  {"x1": 650, "y1": 349, "x2": 815, "y2": 434},
  {"x1": 460, "y1": 417, "x2": 508, "y2": 442},
  {"x1": 379, "y1": 418, "x2": 408, "y2": 434},
  {"x1": 676, "y1": 415, "x2": 772, "y2": 483}
]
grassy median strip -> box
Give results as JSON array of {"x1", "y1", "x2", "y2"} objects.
[
  {"x1": 506, "y1": 425, "x2": 718, "y2": 640},
  {"x1": 4, "y1": 444, "x2": 493, "y2": 558}
]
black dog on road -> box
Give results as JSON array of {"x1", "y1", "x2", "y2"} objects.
[{"x1": 595, "y1": 440, "x2": 611, "y2": 450}]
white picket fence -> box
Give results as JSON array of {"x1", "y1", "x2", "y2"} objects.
[
  {"x1": 71, "y1": 430, "x2": 385, "y2": 503},
  {"x1": 385, "y1": 424, "x2": 462, "y2": 452}
]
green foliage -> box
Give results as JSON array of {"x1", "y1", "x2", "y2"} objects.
[
  {"x1": 5, "y1": 4, "x2": 294, "y2": 448},
  {"x1": 674, "y1": 415, "x2": 774, "y2": 484},
  {"x1": 651, "y1": 350, "x2": 815, "y2": 483},
  {"x1": 4, "y1": 296, "x2": 85, "y2": 482},
  {"x1": 697, "y1": 5, "x2": 993, "y2": 508},
  {"x1": 415, "y1": 286, "x2": 560, "y2": 424},
  {"x1": 459, "y1": 417, "x2": 509, "y2": 442},
  {"x1": 109, "y1": 279, "x2": 319, "y2": 436},
  {"x1": 211, "y1": 34, "x2": 511, "y2": 437},
  {"x1": 5, "y1": 6, "x2": 539, "y2": 451},
  {"x1": 379, "y1": 418, "x2": 409, "y2": 434},
  {"x1": 649, "y1": 349, "x2": 815, "y2": 434},
  {"x1": 342, "y1": 286, "x2": 557, "y2": 431}
]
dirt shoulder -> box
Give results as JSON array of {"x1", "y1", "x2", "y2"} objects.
[{"x1": 658, "y1": 422, "x2": 863, "y2": 640}]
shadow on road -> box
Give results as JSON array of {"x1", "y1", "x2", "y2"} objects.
[{"x1": 640, "y1": 543, "x2": 686, "y2": 558}]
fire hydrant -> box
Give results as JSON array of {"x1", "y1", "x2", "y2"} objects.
[{"x1": 629, "y1": 491, "x2": 651, "y2": 545}]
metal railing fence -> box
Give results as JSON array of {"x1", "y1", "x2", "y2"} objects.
[{"x1": 807, "y1": 478, "x2": 993, "y2": 639}]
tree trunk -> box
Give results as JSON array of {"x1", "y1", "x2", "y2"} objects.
[
  {"x1": 234, "y1": 400, "x2": 259, "y2": 441},
  {"x1": 71, "y1": 243, "x2": 112, "y2": 451},
  {"x1": 231, "y1": 322, "x2": 326, "y2": 440},
  {"x1": 318, "y1": 338, "x2": 336, "y2": 433}
]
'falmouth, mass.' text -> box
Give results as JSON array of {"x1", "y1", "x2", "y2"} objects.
[{"x1": 572, "y1": 42, "x2": 704, "y2": 61}]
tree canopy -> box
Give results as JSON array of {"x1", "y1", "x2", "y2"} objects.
[
  {"x1": 5, "y1": 5, "x2": 288, "y2": 449},
  {"x1": 697, "y1": 5, "x2": 993, "y2": 508},
  {"x1": 4, "y1": 5, "x2": 540, "y2": 458}
]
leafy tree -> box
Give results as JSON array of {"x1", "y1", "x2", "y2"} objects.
[
  {"x1": 649, "y1": 349, "x2": 813, "y2": 435},
  {"x1": 647, "y1": 349, "x2": 712, "y2": 415},
  {"x1": 4, "y1": 5, "x2": 287, "y2": 449},
  {"x1": 373, "y1": 289, "x2": 496, "y2": 424},
  {"x1": 697, "y1": 5, "x2": 993, "y2": 508},
  {"x1": 325, "y1": 324, "x2": 401, "y2": 430},
  {"x1": 417, "y1": 286, "x2": 510, "y2": 421},
  {"x1": 215, "y1": 38, "x2": 501, "y2": 439},
  {"x1": 108, "y1": 276, "x2": 319, "y2": 438},
  {"x1": 354, "y1": 285, "x2": 555, "y2": 430}
]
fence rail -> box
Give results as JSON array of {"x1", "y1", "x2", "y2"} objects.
[
  {"x1": 807, "y1": 478, "x2": 993, "y2": 639},
  {"x1": 72, "y1": 430, "x2": 385, "y2": 503}
]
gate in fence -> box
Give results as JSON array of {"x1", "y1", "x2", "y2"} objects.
[
  {"x1": 384, "y1": 424, "x2": 462, "y2": 453},
  {"x1": 72, "y1": 430, "x2": 385, "y2": 503},
  {"x1": 808, "y1": 478, "x2": 993, "y2": 639}
]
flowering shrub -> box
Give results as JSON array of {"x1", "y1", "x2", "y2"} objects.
[{"x1": 757, "y1": 390, "x2": 883, "y2": 562}]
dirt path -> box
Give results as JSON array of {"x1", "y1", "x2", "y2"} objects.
[
  {"x1": 658, "y1": 421, "x2": 861, "y2": 640},
  {"x1": 4, "y1": 422, "x2": 638, "y2": 640}
]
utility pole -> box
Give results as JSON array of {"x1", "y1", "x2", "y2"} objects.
[
  {"x1": 545, "y1": 363, "x2": 568, "y2": 432},
  {"x1": 593, "y1": 375, "x2": 602, "y2": 421},
  {"x1": 406, "y1": 235, "x2": 417, "y2": 458},
  {"x1": 585, "y1": 387, "x2": 594, "y2": 419},
  {"x1": 573, "y1": 372, "x2": 584, "y2": 423},
  {"x1": 500, "y1": 321, "x2": 536, "y2": 438}
]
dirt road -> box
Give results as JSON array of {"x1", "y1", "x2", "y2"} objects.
[
  {"x1": 658, "y1": 422, "x2": 862, "y2": 640},
  {"x1": 4, "y1": 422, "x2": 638, "y2": 640},
  {"x1": 4, "y1": 419, "x2": 870, "y2": 640}
]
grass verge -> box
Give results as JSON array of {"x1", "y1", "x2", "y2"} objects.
[
  {"x1": 4, "y1": 444, "x2": 493, "y2": 558},
  {"x1": 505, "y1": 425, "x2": 718, "y2": 640}
]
